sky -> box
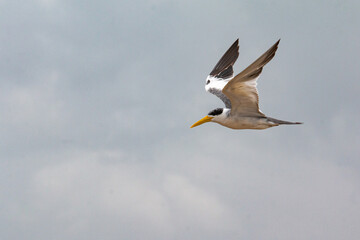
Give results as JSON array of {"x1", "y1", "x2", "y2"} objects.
[{"x1": 0, "y1": 0, "x2": 359, "y2": 239}]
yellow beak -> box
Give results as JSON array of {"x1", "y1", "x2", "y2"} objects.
[{"x1": 190, "y1": 116, "x2": 213, "y2": 128}]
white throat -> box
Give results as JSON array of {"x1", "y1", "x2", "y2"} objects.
[{"x1": 211, "y1": 108, "x2": 231, "y2": 123}]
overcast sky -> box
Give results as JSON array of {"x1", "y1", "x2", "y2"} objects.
[{"x1": 1, "y1": 0, "x2": 359, "y2": 239}]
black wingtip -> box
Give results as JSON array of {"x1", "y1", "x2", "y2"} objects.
[
  {"x1": 274, "y1": 39, "x2": 281, "y2": 47},
  {"x1": 209, "y1": 39, "x2": 240, "y2": 77},
  {"x1": 274, "y1": 39, "x2": 281, "y2": 48}
]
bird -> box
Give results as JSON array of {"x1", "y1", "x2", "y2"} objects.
[{"x1": 191, "y1": 39, "x2": 302, "y2": 130}]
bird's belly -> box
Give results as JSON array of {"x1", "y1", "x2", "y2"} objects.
[{"x1": 218, "y1": 117, "x2": 276, "y2": 130}]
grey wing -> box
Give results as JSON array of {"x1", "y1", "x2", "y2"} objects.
[
  {"x1": 207, "y1": 86, "x2": 232, "y2": 108},
  {"x1": 205, "y1": 39, "x2": 239, "y2": 108},
  {"x1": 222, "y1": 39, "x2": 280, "y2": 117}
]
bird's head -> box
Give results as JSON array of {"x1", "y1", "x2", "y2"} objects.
[{"x1": 190, "y1": 108, "x2": 227, "y2": 128}]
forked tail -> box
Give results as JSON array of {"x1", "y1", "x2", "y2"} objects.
[{"x1": 267, "y1": 117, "x2": 303, "y2": 125}]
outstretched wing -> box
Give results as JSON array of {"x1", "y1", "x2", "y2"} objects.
[
  {"x1": 222, "y1": 39, "x2": 280, "y2": 117},
  {"x1": 205, "y1": 39, "x2": 239, "y2": 108},
  {"x1": 209, "y1": 39, "x2": 239, "y2": 78}
]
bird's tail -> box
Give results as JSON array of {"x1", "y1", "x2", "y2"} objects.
[{"x1": 267, "y1": 117, "x2": 303, "y2": 125}]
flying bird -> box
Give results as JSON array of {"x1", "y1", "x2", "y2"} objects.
[{"x1": 191, "y1": 39, "x2": 302, "y2": 129}]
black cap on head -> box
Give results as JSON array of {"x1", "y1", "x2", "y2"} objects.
[{"x1": 208, "y1": 108, "x2": 223, "y2": 116}]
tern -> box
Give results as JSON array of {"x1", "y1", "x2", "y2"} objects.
[{"x1": 191, "y1": 39, "x2": 302, "y2": 129}]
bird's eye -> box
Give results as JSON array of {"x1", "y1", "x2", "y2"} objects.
[{"x1": 206, "y1": 80, "x2": 210, "y2": 85}]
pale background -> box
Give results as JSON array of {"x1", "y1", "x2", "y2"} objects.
[{"x1": 1, "y1": 0, "x2": 359, "y2": 239}]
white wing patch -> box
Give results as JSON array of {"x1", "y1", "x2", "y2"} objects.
[
  {"x1": 205, "y1": 75, "x2": 234, "y2": 108},
  {"x1": 205, "y1": 75, "x2": 232, "y2": 92}
]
